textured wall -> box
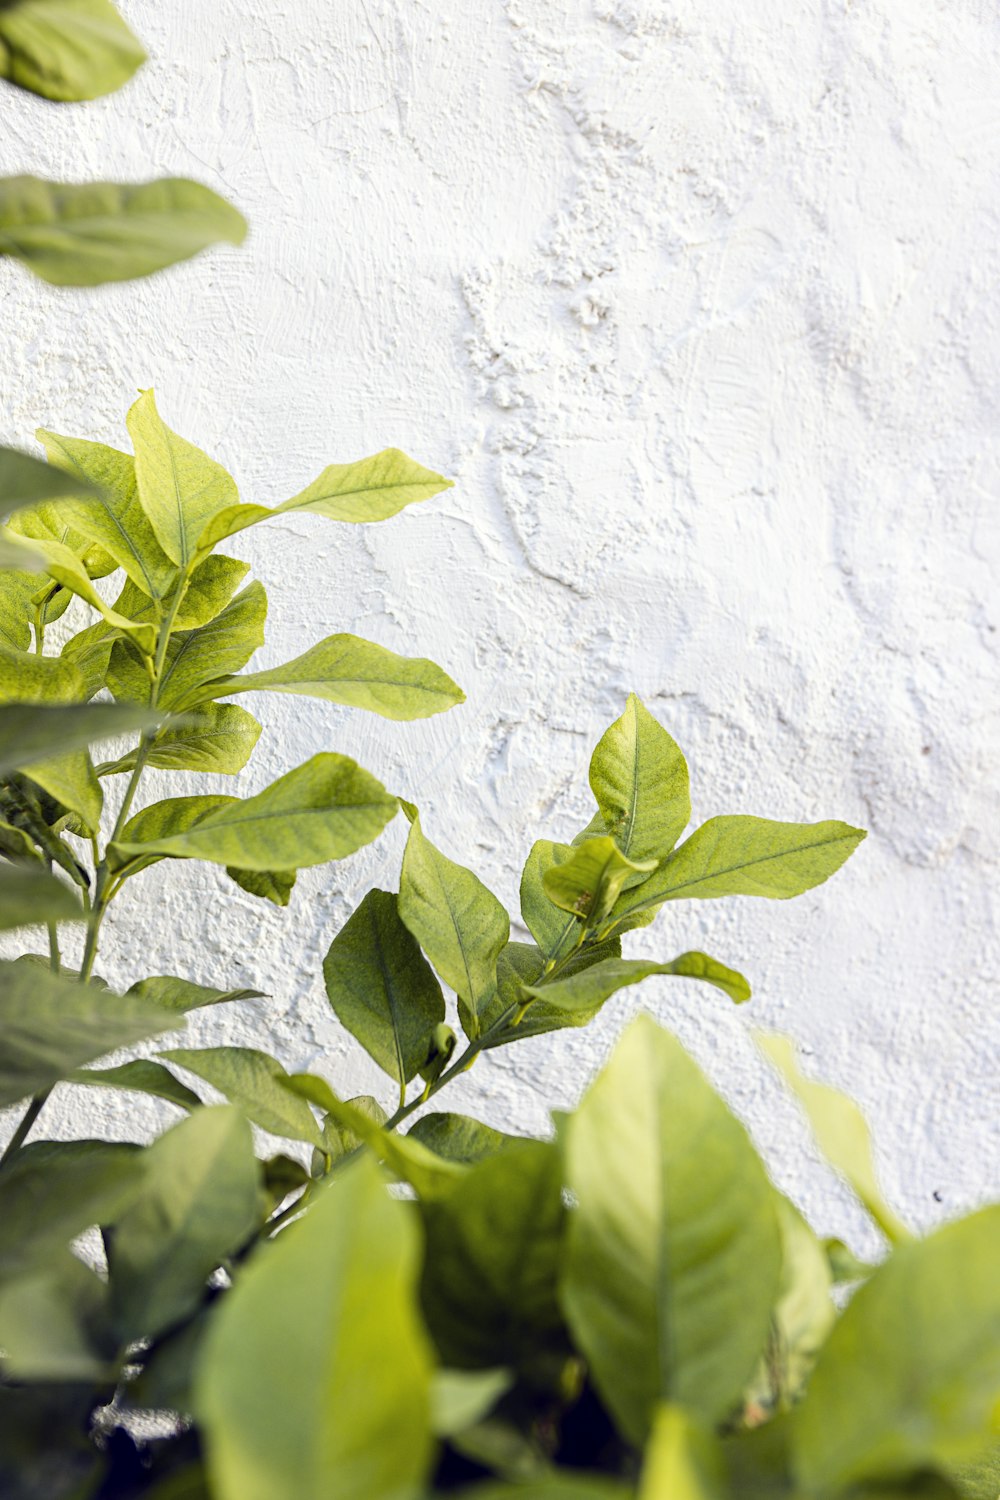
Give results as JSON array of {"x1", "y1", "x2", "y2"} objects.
[{"x1": 2, "y1": 0, "x2": 998, "y2": 1254}]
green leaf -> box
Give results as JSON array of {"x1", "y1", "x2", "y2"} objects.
[
  {"x1": 312, "y1": 1093, "x2": 387, "y2": 1172},
  {"x1": 109, "y1": 793, "x2": 234, "y2": 877},
  {"x1": 432, "y1": 1368, "x2": 512, "y2": 1439},
  {"x1": 110, "y1": 754, "x2": 397, "y2": 873},
  {"x1": 0, "y1": 176, "x2": 247, "y2": 286},
  {"x1": 0, "y1": 1249, "x2": 117, "y2": 1380},
  {"x1": 398, "y1": 813, "x2": 509, "y2": 1040},
  {"x1": 200, "y1": 631, "x2": 465, "y2": 720},
  {"x1": 0, "y1": 958, "x2": 179, "y2": 1107},
  {"x1": 590, "y1": 694, "x2": 691, "y2": 863},
  {"x1": 458, "y1": 1479, "x2": 631, "y2": 1499},
  {"x1": 420, "y1": 1139, "x2": 567, "y2": 1370},
  {"x1": 0, "y1": 0, "x2": 146, "y2": 102},
  {"x1": 408, "y1": 1112, "x2": 515, "y2": 1166},
  {"x1": 743, "y1": 1196, "x2": 836, "y2": 1416},
  {"x1": 2, "y1": 526, "x2": 156, "y2": 649},
  {"x1": 615, "y1": 816, "x2": 866, "y2": 922},
  {"x1": 758, "y1": 1035, "x2": 911, "y2": 1245},
  {"x1": 323, "y1": 887, "x2": 446, "y2": 1090},
  {"x1": 126, "y1": 390, "x2": 240, "y2": 569},
  {"x1": 479, "y1": 936, "x2": 622, "y2": 1043},
  {"x1": 0, "y1": 1139, "x2": 144, "y2": 1279},
  {"x1": 109, "y1": 1107, "x2": 260, "y2": 1342},
  {"x1": 226, "y1": 864, "x2": 297, "y2": 905},
  {"x1": 36, "y1": 428, "x2": 177, "y2": 599},
  {"x1": 105, "y1": 703, "x2": 261, "y2": 776},
  {"x1": 107, "y1": 580, "x2": 266, "y2": 709},
  {"x1": 520, "y1": 839, "x2": 587, "y2": 963},
  {"x1": 0, "y1": 443, "x2": 99, "y2": 521},
  {"x1": 107, "y1": 554, "x2": 250, "y2": 631},
  {"x1": 791, "y1": 1206, "x2": 1000, "y2": 1493},
  {"x1": 0, "y1": 700, "x2": 161, "y2": 774},
  {"x1": 542, "y1": 834, "x2": 656, "y2": 926},
  {"x1": 197, "y1": 1153, "x2": 434, "y2": 1500},
  {"x1": 70, "y1": 1058, "x2": 202, "y2": 1112},
  {"x1": 127, "y1": 974, "x2": 265, "y2": 1014},
  {"x1": 195, "y1": 448, "x2": 452, "y2": 554},
  {"x1": 0, "y1": 644, "x2": 103, "y2": 830},
  {"x1": 522, "y1": 951, "x2": 750, "y2": 1018},
  {"x1": 561, "y1": 1015, "x2": 782, "y2": 1444},
  {"x1": 160, "y1": 1046, "x2": 324, "y2": 1148},
  {"x1": 0, "y1": 862, "x2": 81, "y2": 929},
  {"x1": 640, "y1": 1405, "x2": 727, "y2": 1500}
]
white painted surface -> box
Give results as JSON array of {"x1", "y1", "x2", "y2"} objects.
[{"x1": 2, "y1": 0, "x2": 998, "y2": 1254}]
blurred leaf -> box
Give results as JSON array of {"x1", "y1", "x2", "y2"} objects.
[
  {"x1": 590, "y1": 694, "x2": 691, "y2": 864},
  {"x1": 0, "y1": 176, "x2": 247, "y2": 286},
  {"x1": 197, "y1": 1154, "x2": 434, "y2": 1500},
  {"x1": 161, "y1": 1046, "x2": 324, "y2": 1148},
  {"x1": 0, "y1": 701, "x2": 161, "y2": 774},
  {"x1": 744, "y1": 1196, "x2": 836, "y2": 1416},
  {"x1": 639, "y1": 1405, "x2": 727, "y2": 1500},
  {"x1": 0, "y1": 443, "x2": 99, "y2": 520},
  {"x1": 432, "y1": 1367, "x2": 512, "y2": 1438},
  {"x1": 0, "y1": 1250, "x2": 117, "y2": 1380},
  {"x1": 408, "y1": 1111, "x2": 515, "y2": 1166},
  {"x1": 0, "y1": 0, "x2": 146, "y2": 101},
  {"x1": 69, "y1": 1058, "x2": 202, "y2": 1112},
  {"x1": 0, "y1": 863, "x2": 81, "y2": 929},
  {"x1": 0, "y1": 1138, "x2": 143, "y2": 1278}
]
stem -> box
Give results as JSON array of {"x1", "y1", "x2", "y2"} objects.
[
  {"x1": 47, "y1": 921, "x2": 61, "y2": 972},
  {"x1": 1, "y1": 1093, "x2": 48, "y2": 1166}
]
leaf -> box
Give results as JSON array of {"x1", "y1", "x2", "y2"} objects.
[
  {"x1": 0, "y1": 176, "x2": 247, "y2": 287},
  {"x1": 111, "y1": 754, "x2": 396, "y2": 873},
  {"x1": 480, "y1": 936, "x2": 623, "y2": 1043},
  {"x1": 758, "y1": 1035, "x2": 911, "y2": 1245},
  {"x1": 639, "y1": 1405, "x2": 727, "y2": 1500},
  {"x1": 0, "y1": 701, "x2": 161, "y2": 774},
  {"x1": 227, "y1": 864, "x2": 297, "y2": 906},
  {"x1": 743, "y1": 1196, "x2": 836, "y2": 1416},
  {"x1": 791, "y1": 1206, "x2": 1000, "y2": 1493},
  {"x1": 420, "y1": 1139, "x2": 567, "y2": 1370},
  {"x1": 323, "y1": 887, "x2": 446, "y2": 1089},
  {"x1": 2, "y1": 526, "x2": 156, "y2": 649},
  {"x1": 408, "y1": 1112, "x2": 515, "y2": 1166},
  {"x1": 197, "y1": 1153, "x2": 434, "y2": 1500},
  {"x1": 107, "y1": 581, "x2": 266, "y2": 709},
  {"x1": 0, "y1": 1139, "x2": 144, "y2": 1278},
  {"x1": 0, "y1": 0, "x2": 146, "y2": 102},
  {"x1": 432, "y1": 1368, "x2": 512, "y2": 1439},
  {"x1": 590, "y1": 695, "x2": 691, "y2": 864},
  {"x1": 127, "y1": 974, "x2": 265, "y2": 1014},
  {"x1": 127, "y1": 390, "x2": 240, "y2": 569},
  {"x1": 109, "y1": 1107, "x2": 260, "y2": 1342},
  {"x1": 70, "y1": 1059, "x2": 202, "y2": 1112},
  {"x1": 109, "y1": 792, "x2": 235, "y2": 876},
  {"x1": 398, "y1": 814, "x2": 509, "y2": 1040},
  {"x1": 0, "y1": 862, "x2": 81, "y2": 929},
  {"x1": 161, "y1": 1047, "x2": 324, "y2": 1148},
  {"x1": 0, "y1": 643, "x2": 103, "y2": 830},
  {"x1": 200, "y1": 631, "x2": 465, "y2": 721},
  {"x1": 105, "y1": 703, "x2": 262, "y2": 776},
  {"x1": 561, "y1": 1015, "x2": 782, "y2": 1445},
  {"x1": 522, "y1": 951, "x2": 750, "y2": 1017},
  {"x1": 0, "y1": 958, "x2": 179, "y2": 1107},
  {"x1": 615, "y1": 816, "x2": 866, "y2": 922},
  {"x1": 36, "y1": 428, "x2": 177, "y2": 599},
  {"x1": 312, "y1": 1093, "x2": 387, "y2": 1172},
  {"x1": 458, "y1": 1479, "x2": 631, "y2": 1499},
  {"x1": 0, "y1": 443, "x2": 99, "y2": 520},
  {"x1": 542, "y1": 834, "x2": 656, "y2": 926},
  {"x1": 521, "y1": 840, "x2": 590, "y2": 963},
  {"x1": 0, "y1": 1250, "x2": 116, "y2": 1380},
  {"x1": 195, "y1": 448, "x2": 452, "y2": 554}
]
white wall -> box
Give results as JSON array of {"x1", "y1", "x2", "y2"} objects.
[{"x1": 2, "y1": 0, "x2": 998, "y2": 1255}]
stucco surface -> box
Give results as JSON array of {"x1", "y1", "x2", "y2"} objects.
[{"x1": 1, "y1": 0, "x2": 998, "y2": 1255}]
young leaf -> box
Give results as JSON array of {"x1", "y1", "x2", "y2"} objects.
[
  {"x1": 127, "y1": 975, "x2": 265, "y2": 1014},
  {"x1": 197, "y1": 1154, "x2": 434, "y2": 1500},
  {"x1": 109, "y1": 1106, "x2": 260, "y2": 1342},
  {"x1": 105, "y1": 703, "x2": 262, "y2": 776},
  {"x1": 194, "y1": 448, "x2": 452, "y2": 554},
  {"x1": 522, "y1": 952, "x2": 750, "y2": 1018},
  {"x1": 0, "y1": 701, "x2": 162, "y2": 774},
  {"x1": 0, "y1": 176, "x2": 247, "y2": 286},
  {"x1": 542, "y1": 834, "x2": 655, "y2": 926},
  {"x1": 561, "y1": 1015, "x2": 782, "y2": 1444},
  {"x1": 323, "y1": 888, "x2": 446, "y2": 1090},
  {"x1": 520, "y1": 840, "x2": 582, "y2": 962},
  {"x1": 419, "y1": 1139, "x2": 567, "y2": 1370},
  {"x1": 70, "y1": 1058, "x2": 202, "y2": 1112},
  {"x1": 160, "y1": 1047, "x2": 324, "y2": 1148},
  {"x1": 0, "y1": 1139, "x2": 144, "y2": 1278},
  {"x1": 791, "y1": 1207, "x2": 1000, "y2": 1493},
  {"x1": 226, "y1": 864, "x2": 297, "y2": 906},
  {"x1": 408, "y1": 1112, "x2": 515, "y2": 1166},
  {"x1": 590, "y1": 695, "x2": 691, "y2": 864},
  {"x1": 0, "y1": 0, "x2": 146, "y2": 102},
  {"x1": 0, "y1": 862, "x2": 81, "y2": 930},
  {"x1": 110, "y1": 754, "x2": 397, "y2": 873},
  {"x1": 36, "y1": 428, "x2": 177, "y2": 599},
  {"x1": 615, "y1": 815, "x2": 866, "y2": 921},
  {"x1": 0, "y1": 959, "x2": 180, "y2": 1107},
  {"x1": 398, "y1": 814, "x2": 509, "y2": 1040},
  {"x1": 127, "y1": 390, "x2": 239, "y2": 569},
  {"x1": 199, "y1": 632, "x2": 464, "y2": 720},
  {"x1": 758, "y1": 1034, "x2": 911, "y2": 1245}
]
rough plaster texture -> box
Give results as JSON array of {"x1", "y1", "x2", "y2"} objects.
[{"x1": 2, "y1": 0, "x2": 998, "y2": 1255}]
